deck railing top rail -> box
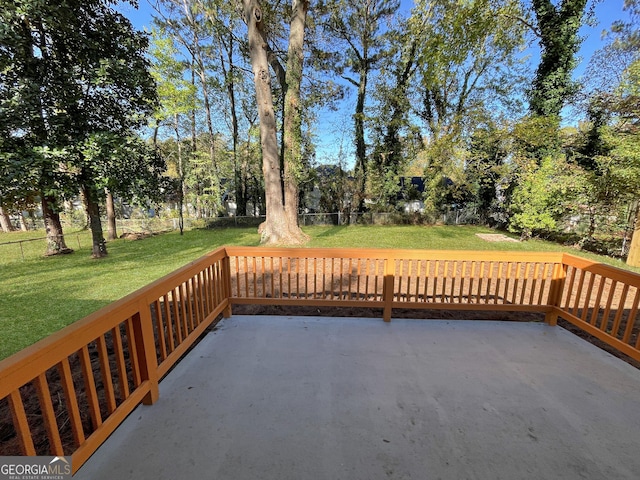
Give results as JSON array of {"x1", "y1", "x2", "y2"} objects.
[
  {"x1": 562, "y1": 253, "x2": 640, "y2": 288},
  {"x1": 226, "y1": 246, "x2": 566, "y2": 262}
]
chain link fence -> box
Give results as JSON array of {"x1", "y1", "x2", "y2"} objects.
[
  {"x1": 0, "y1": 233, "x2": 88, "y2": 265},
  {"x1": 205, "y1": 209, "x2": 481, "y2": 228},
  {"x1": 295, "y1": 208, "x2": 480, "y2": 226},
  {"x1": 1, "y1": 210, "x2": 482, "y2": 264},
  {"x1": 0, "y1": 218, "x2": 198, "y2": 264}
]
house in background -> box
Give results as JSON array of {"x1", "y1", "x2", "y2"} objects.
[{"x1": 397, "y1": 177, "x2": 426, "y2": 213}]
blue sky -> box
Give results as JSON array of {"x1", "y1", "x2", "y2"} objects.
[{"x1": 120, "y1": 0, "x2": 633, "y2": 165}]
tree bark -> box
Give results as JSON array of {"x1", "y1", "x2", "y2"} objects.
[
  {"x1": 18, "y1": 211, "x2": 28, "y2": 231},
  {"x1": 0, "y1": 206, "x2": 14, "y2": 232},
  {"x1": 354, "y1": 66, "x2": 369, "y2": 213},
  {"x1": 175, "y1": 112, "x2": 185, "y2": 235},
  {"x1": 81, "y1": 182, "x2": 107, "y2": 258},
  {"x1": 105, "y1": 188, "x2": 117, "y2": 241},
  {"x1": 242, "y1": 0, "x2": 307, "y2": 244},
  {"x1": 282, "y1": 0, "x2": 310, "y2": 243},
  {"x1": 42, "y1": 195, "x2": 73, "y2": 256},
  {"x1": 627, "y1": 204, "x2": 640, "y2": 267},
  {"x1": 239, "y1": 121, "x2": 258, "y2": 216},
  {"x1": 220, "y1": 28, "x2": 245, "y2": 218}
]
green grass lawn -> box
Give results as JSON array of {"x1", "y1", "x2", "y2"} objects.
[{"x1": 0, "y1": 224, "x2": 637, "y2": 360}]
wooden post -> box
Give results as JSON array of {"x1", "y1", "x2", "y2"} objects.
[
  {"x1": 545, "y1": 260, "x2": 567, "y2": 326},
  {"x1": 8, "y1": 390, "x2": 36, "y2": 455},
  {"x1": 383, "y1": 255, "x2": 395, "y2": 322},
  {"x1": 133, "y1": 301, "x2": 160, "y2": 405},
  {"x1": 222, "y1": 255, "x2": 233, "y2": 318}
]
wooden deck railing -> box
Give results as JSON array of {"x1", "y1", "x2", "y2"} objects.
[
  {"x1": 1, "y1": 247, "x2": 639, "y2": 474},
  {"x1": 225, "y1": 248, "x2": 565, "y2": 321},
  {"x1": 552, "y1": 254, "x2": 640, "y2": 363},
  {"x1": 0, "y1": 247, "x2": 230, "y2": 472}
]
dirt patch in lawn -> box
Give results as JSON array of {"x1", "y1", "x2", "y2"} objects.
[{"x1": 475, "y1": 233, "x2": 519, "y2": 243}]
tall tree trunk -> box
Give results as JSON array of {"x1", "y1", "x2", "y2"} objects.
[
  {"x1": 22, "y1": 19, "x2": 71, "y2": 253},
  {"x1": 81, "y1": 182, "x2": 107, "y2": 258},
  {"x1": 105, "y1": 188, "x2": 117, "y2": 241},
  {"x1": 239, "y1": 117, "x2": 258, "y2": 217},
  {"x1": 181, "y1": 1, "x2": 218, "y2": 201},
  {"x1": 27, "y1": 209, "x2": 36, "y2": 230},
  {"x1": 282, "y1": 0, "x2": 310, "y2": 243},
  {"x1": 196, "y1": 197, "x2": 203, "y2": 219},
  {"x1": 0, "y1": 206, "x2": 14, "y2": 232},
  {"x1": 197, "y1": 51, "x2": 217, "y2": 186},
  {"x1": 242, "y1": 0, "x2": 302, "y2": 244},
  {"x1": 42, "y1": 195, "x2": 73, "y2": 256},
  {"x1": 236, "y1": 158, "x2": 247, "y2": 217},
  {"x1": 376, "y1": 41, "x2": 418, "y2": 206},
  {"x1": 190, "y1": 56, "x2": 199, "y2": 224},
  {"x1": 627, "y1": 203, "x2": 640, "y2": 267},
  {"x1": 18, "y1": 211, "x2": 28, "y2": 231},
  {"x1": 354, "y1": 69, "x2": 368, "y2": 212},
  {"x1": 175, "y1": 112, "x2": 185, "y2": 235},
  {"x1": 221, "y1": 29, "x2": 245, "y2": 218}
]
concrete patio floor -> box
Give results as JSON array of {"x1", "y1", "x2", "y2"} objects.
[{"x1": 75, "y1": 315, "x2": 640, "y2": 480}]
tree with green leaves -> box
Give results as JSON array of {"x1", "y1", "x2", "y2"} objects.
[
  {"x1": 579, "y1": 0, "x2": 640, "y2": 264},
  {"x1": 239, "y1": 0, "x2": 310, "y2": 244},
  {"x1": 199, "y1": 1, "x2": 251, "y2": 217},
  {"x1": 150, "y1": 30, "x2": 198, "y2": 234},
  {"x1": 152, "y1": 0, "x2": 269, "y2": 223},
  {"x1": 413, "y1": 0, "x2": 526, "y2": 137},
  {"x1": 0, "y1": 141, "x2": 40, "y2": 232},
  {"x1": 528, "y1": 0, "x2": 588, "y2": 118},
  {"x1": 368, "y1": 14, "x2": 420, "y2": 208},
  {"x1": 152, "y1": 0, "x2": 223, "y2": 207},
  {"x1": 1, "y1": 2, "x2": 76, "y2": 254},
  {"x1": 508, "y1": 154, "x2": 576, "y2": 240},
  {"x1": 81, "y1": 132, "x2": 166, "y2": 238},
  {"x1": 408, "y1": 0, "x2": 526, "y2": 215},
  {"x1": 465, "y1": 122, "x2": 511, "y2": 226},
  {"x1": 318, "y1": 0, "x2": 400, "y2": 212},
  {"x1": 1, "y1": 0, "x2": 159, "y2": 257}
]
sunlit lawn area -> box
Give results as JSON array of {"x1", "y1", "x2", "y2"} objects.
[
  {"x1": 0, "y1": 227, "x2": 259, "y2": 360},
  {"x1": 1, "y1": 224, "x2": 637, "y2": 360}
]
